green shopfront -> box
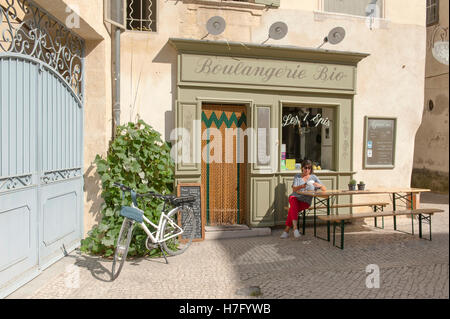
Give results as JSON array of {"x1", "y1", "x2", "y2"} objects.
[{"x1": 169, "y1": 38, "x2": 368, "y2": 227}]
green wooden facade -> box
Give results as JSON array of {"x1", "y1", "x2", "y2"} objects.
[{"x1": 170, "y1": 38, "x2": 369, "y2": 227}]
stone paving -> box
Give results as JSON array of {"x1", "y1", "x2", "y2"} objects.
[{"x1": 6, "y1": 195, "x2": 449, "y2": 299}]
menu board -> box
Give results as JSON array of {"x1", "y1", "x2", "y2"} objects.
[
  {"x1": 364, "y1": 117, "x2": 396, "y2": 168},
  {"x1": 177, "y1": 183, "x2": 205, "y2": 241}
]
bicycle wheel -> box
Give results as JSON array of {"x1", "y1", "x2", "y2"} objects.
[
  {"x1": 111, "y1": 217, "x2": 134, "y2": 280},
  {"x1": 161, "y1": 206, "x2": 196, "y2": 256}
]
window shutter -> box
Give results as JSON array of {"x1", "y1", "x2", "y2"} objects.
[
  {"x1": 426, "y1": 0, "x2": 439, "y2": 26},
  {"x1": 104, "y1": 0, "x2": 126, "y2": 29},
  {"x1": 254, "y1": 0, "x2": 280, "y2": 7}
]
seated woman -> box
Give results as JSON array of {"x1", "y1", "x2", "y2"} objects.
[{"x1": 280, "y1": 160, "x2": 327, "y2": 239}]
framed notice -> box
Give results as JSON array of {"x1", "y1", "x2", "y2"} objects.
[
  {"x1": 364, "y1": 116, "x2": 397, "y2": 169},
  {"x1": 177, "y1": 183, "x2": 205, "y2": 241}
]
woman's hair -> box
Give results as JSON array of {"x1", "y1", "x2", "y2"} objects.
[{"x1": 302, "y1": 159, "x2": 314, "y2": 174}]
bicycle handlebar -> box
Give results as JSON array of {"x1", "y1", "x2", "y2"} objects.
[
  {"x1": 114, "y1": 182, "x2": 158, "y2": 197},
  {"x1": 113, "y1": 182, "x2": 179, "y2": 203}
]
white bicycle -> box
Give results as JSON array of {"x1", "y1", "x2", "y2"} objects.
[{"x1": 111, "y1": 183, "x2": 196, "y2": 280}]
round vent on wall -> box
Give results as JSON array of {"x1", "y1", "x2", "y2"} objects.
[
  {"x1": 268, "y1": 21, "x2": 288, "y2": 40},
  {"x1": 317, "y1": 26, "x2": 346, "y2": 48},
  {"x1": 206, "y1": 16, "x2": 226, "y2": 36},
  {"x1": 327, "y1": 27, "x2": 346, "y2": 45},
  {"x1": 428, "y1": 100, "x2": 434, "y2": 111}
]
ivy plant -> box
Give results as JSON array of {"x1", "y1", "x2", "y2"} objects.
[{"x1": 80, "y1": 120, "x2": 174, "y2": 258}]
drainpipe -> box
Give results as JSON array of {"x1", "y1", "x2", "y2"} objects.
[{"x1": 112, "y1": 25, "x2": 121, "y2": 138}]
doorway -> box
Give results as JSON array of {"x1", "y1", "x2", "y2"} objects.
[{"x1": 201, "y1": 104, "x2": 248, "y2": 225}]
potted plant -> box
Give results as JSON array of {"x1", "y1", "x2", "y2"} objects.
[
  {"x1": 357, "y1": 181, "x2": 365, "y2": 190},
  {"x1": 348, "y1": 179, "x2": 357, "y2": 191}
]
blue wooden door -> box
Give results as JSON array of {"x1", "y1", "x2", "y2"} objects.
[
  {"x1": 0, "y1": 0, "x2": 85, "y2": 298},
  {"x1": 38, "y1": 61, "x2": 84, "y2": 270},
  {"x1": 0, "y1": 55, "x2": 84, "y2": 297}
]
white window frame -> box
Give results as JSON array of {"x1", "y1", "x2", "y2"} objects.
[
  {"x1": 177, "y1": 0, "x2": 273, "y2": 10},
  {"x1": 318, "y1": 0, "x2": 386, "y2": 19}
]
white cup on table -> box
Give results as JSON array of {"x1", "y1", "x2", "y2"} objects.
[{"x1": 305, "y1": 180, "x2": 315, "y2": 191}]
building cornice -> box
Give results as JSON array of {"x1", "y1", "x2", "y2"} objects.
[{"x1": 169, "y1": 38, "x2": 369, "y2": 66}]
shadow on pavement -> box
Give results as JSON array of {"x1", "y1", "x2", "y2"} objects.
[
  {"x1": 66, "y1": 254, "x2": 113, "y2": 282},
  {"x1": 421, "y1": 192, "x2": 449, "y2": 204},
  {"x1": 68, "y1": 253, "x2": 169, "y2": 282}
]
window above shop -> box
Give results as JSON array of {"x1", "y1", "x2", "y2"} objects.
[
  {"x1": 236, "y1": 0, "x2": 280, "y2": 5},
  {"x1": 321, "y1": 0, "x2": 384, "y2": 18},
  {"x1": 281, "y1": 106, "x2": 335, "y2": 171},
  {"x1": 426, "y1": 0, "x2": 439, "y2": 26},
  {"x1": 179, "y1": 0, "x2": 279, "y2": 9},
  {"x1": 127, "y1": 0, "x2": 157, "y2": 32}
]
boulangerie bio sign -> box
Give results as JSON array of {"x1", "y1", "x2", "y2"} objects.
[{"x1": 180, "y1": 54, "x2": 356, "y2": 91}]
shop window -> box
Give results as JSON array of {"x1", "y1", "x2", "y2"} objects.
[
  {"x1": 426, "y1": 0, "x2": 439, "y2": 26},
  {"x1": 281, "y1": 106, "x2": 335, "y2": 171},
  {"x1": 323, "y1": 0, "x2": 383, "y2": 18},
  {"x1": 127, "y1": 0, "x2": 157, "y2": 32}
]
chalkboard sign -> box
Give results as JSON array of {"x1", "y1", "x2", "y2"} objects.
[
  {"x1": 364, "y1": 117, "x2": 396, "y2": 168},
  {"x1": 177, "y1": 183, "x2": 205, "y2": 241}
]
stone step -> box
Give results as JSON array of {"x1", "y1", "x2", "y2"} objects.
[
  {"x1": 205, "y1": 224, "x2": 250, "y2": 231},
  {"x1": 204, "y1": 224, "x2": 271, "y2": 240}
]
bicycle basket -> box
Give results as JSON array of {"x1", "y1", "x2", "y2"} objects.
[{"x1": 120, "y1": 206, "x2": 144, "y2": 223}]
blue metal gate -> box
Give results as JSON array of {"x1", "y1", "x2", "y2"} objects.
[{"x1": 0, "y1": 0, "x2": 84, "y2": 298}]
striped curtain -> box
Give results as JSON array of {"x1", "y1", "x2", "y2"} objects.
[{"x1": 201, "y1": 105, "x2": 247, "y2": 225}]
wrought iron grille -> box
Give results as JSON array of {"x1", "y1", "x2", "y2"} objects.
[
  {"x1": 127, "y1": 0, "x2": 157, "y2": 32},
  {"x1": 0, "y1": 0, "x2": 84, "y2": 100}
]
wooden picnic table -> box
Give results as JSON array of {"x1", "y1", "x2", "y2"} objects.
[{"x1": 297, "y1": 187, "x2": 432, "y2": 241}]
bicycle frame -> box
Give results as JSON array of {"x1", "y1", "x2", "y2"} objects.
[{"x1": 132, "y1": 205, "x2": 184, "y2": 245}]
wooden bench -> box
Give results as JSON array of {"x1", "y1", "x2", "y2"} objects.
[
  {"x1": 316, "y1": 208, "x2": 445, "y2": 249},
  {"x1": 283, "y1": 202, "x2": 389, "y2": 235},
  {"x1": 316, "y1": 202, "x2": 389, "y2": 210}
]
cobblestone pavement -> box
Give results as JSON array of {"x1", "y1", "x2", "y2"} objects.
[{"x1": 7, "y1": 198, "x2": 449, "y2": 299}]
